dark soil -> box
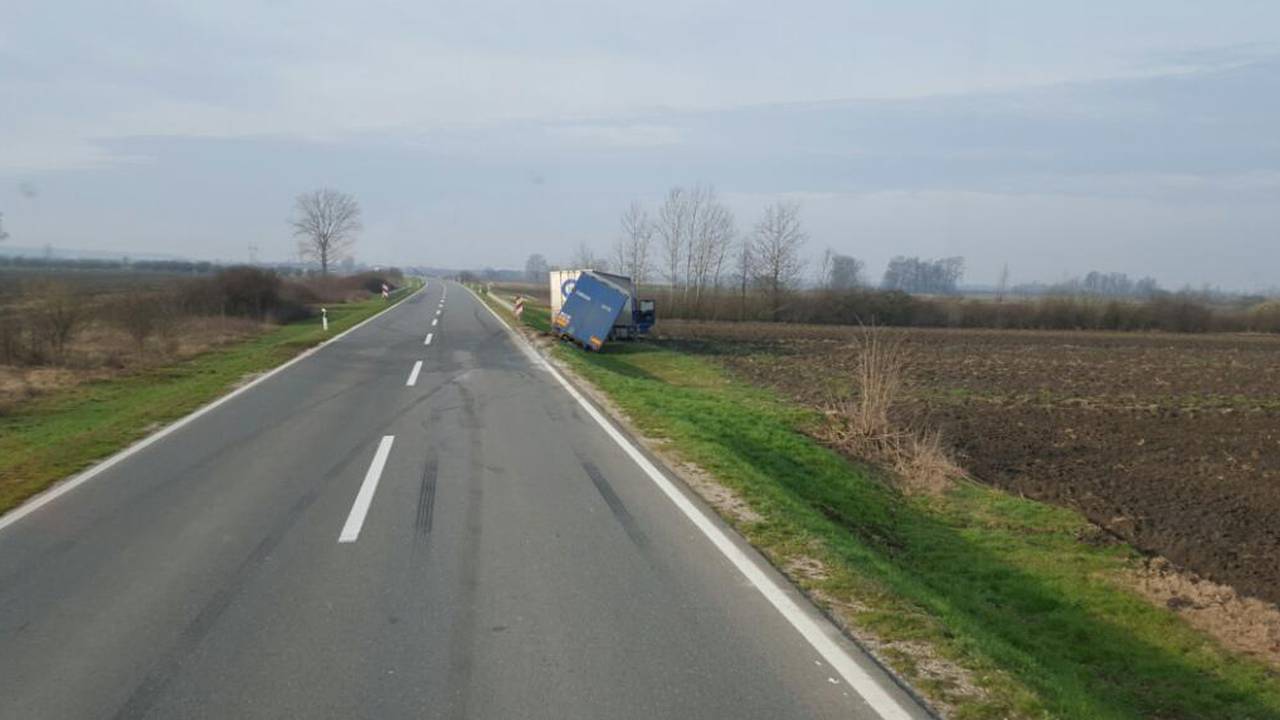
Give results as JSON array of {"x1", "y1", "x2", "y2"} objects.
[{"x1": 656, "y1": 321, "x2": 1280, "y2": 606}]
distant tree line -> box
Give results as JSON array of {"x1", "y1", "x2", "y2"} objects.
[
  {"x1": 881, "y1": 256, "x2": 965, "y2": 294},
  {"x1": 1010, "y1": 271, "x2": 1162, "y2": 299},
  {"x1": 496, "y1": 194, "x2": 1279, "y2": 334}
]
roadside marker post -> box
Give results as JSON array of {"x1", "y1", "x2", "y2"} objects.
[
  {"x1": 514, "y1": 296, "x2": 525, "y2": 320},
  {"x1": 321, "y1": 307, "x2": 329, "y2": 331}
]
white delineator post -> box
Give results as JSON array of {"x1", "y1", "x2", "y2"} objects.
[
  {"x1": 514, "y1": 295, "x2": 525, "y2": 320},
  {"x1": 321, "y1": 307, "x2": 329, "y2": 331}
]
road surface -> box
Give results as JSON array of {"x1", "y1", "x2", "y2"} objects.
[{"x1": 0, "y1": 280, "x2": 930, "y2": 719}]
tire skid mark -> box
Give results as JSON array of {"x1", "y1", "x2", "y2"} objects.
[
  {"x1": 580, "y1": 460, "x2": 649, "y2": 549},
  {"x1": 415, "y1": 453, "x2": 438, "y2": 538}
]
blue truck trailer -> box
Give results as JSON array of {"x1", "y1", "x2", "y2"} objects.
[{"x1": 552, "y1": 271, "x2": 655, "y2": 351}]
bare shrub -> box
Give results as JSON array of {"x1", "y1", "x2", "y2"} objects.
[
  {"x1": 1248, "y1": 301, "x2": 1280, "y2": 333},
  {"x1": 893, "y1": 429, "x2": 960, "y2": 496},
  {"x1": 32, "y1": 281, "x2": 85, "y2": 362},
  {"x1": 0, "y1": 313, "x2": 23, "y2": 364},
  {"x1": 848, "y1": 327, "x2": 903, "y2": 440},
  {"x1": 113, "y1": 292, "x2": 162, "y2": 354},
  {"x1": 825, "y1": 327, "x2": 962, "y2": 494},
  {"x1": 178, "y1": 267, "x2": 311, "y2": 323}
]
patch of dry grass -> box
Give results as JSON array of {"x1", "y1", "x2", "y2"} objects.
[
  {"x1": 0, "y1": 315, "x2": 263, "y2": 412},
  {"x1": 823, "y1": 326, "x2": 964, "y2": 495},
  {"x1": 1129, "y1": 556, "x2": 1280, "y2": 670}
]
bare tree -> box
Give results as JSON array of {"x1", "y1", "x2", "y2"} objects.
[
  {"x1": 686, "y1": 188, "x2": 735, "y2": 313},
  {"x1": 751, "y1": 201, "x2": 808, "y2": 320},
  {"x1": 734, "y1": 240, "x2": 753, "y2": 320},
  {"x1": 291, "y1": 189, "x2": 361, "y2": 275},
  {"x1": 571, "y1": 241, "x2": 603, "y2": 270},
  {"x1": 525, "y1": 253, "x2": 549, "y2": 281},
  {"x1": 613, "y1": 201, "x2": 653, "y2": 284},
  {"x1": 655, "y1": 187, "x2": 688, "y2": 306},
  {"x1": 0, "y1": 212, "x2": 9, "y2": 243},
  {"x1": 995, "y1": 262, "x2": 1010, "y2": 302},
  {"x1": 817, "y1": 249, "x2": 833, "y2": 290}
]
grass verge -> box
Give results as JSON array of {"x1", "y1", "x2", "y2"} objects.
[
  {"x1": 0, "y1": 281, "x2": 420, "y2": 515},
  {"x1": 519, "y1": 325, "x2": 1279, "y2": 718},
  {"x1": 473, "y1": 283, "x2": 553, "y2": 334}
]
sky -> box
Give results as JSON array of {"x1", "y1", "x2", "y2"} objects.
[{"x1": 2, "y1": 1, "x2": 1278, "y2": 289}]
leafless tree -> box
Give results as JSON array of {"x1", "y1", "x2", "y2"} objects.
[
  {"x1": 686, "y1": 188, "x2": 735, "y2": 313},
  {"x1": 524, "y1": 253, "x2": 549, "y2": 282},
  {"x1": 734, "y1": 240, "x2": 753, "y2": 320},
  {"x1": 612, "y1": 201, "x2": 653, "y2": 284},
  {"x1": 751, "y1": 201, "x2": 807, "y2": 320},
  {"x1": 655, "y1": 187, "x2": 688, "y2": 305},
  {"x1": 571, "y1": 241, "x2": 606, "y2": 270},
  {"x1": 291, "y1": 189, "x2": 361, "y2": 275},
  {"x1": 0, "y1": 212, "x2": 9, "y2": 243},
  {"x1": 680, "y1": 186, "x2": 709, "y2": 304},
  {"x1": 818, "y1": 249, "x2": 833, "y2": 290},
  {"x1": 995, "y1": 262, "x2": 1011, "y2": 302}
]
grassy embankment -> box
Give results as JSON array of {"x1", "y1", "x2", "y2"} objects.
[
  {"x1": 0, "y1": 281, "x2": 420, "y2": 515},
  {"x1": 480, "y1": 291, "x2": 1280, "y2": 720}
]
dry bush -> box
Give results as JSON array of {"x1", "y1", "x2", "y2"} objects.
[
  {"x1": 1249, "y1": 301, "x2": 1280, "y2": 333},
  {"x1": 178, "y1": 267, "x2": 313, "y2": 323},
  {"x1": 825, "y1": 326, "x2": 962, "y2": 494},
  {"x1": 847, "y1": 326, "x2": 903, "y2": 439},
  {"x1": 0, "y1": 313, "x2": 23, "y2": 364},
  {"x1": 287, "y1": 271, "x2": 401, "y2": 305},
  {"x1": 112, "y1": 291, "x2": 162, "y2": 355},
  {"x1": 30, "y1": 281, "x2": 86, "y2": 362},
  {"x1": 892, "y1": 429, "x2": 960, "y2": 495}
]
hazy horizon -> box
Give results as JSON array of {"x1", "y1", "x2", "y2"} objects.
[{"x1": 4, "y1": 2, "x2": 1279, "y2": 291}]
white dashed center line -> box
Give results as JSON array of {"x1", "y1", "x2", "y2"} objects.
[
  {"x1": 338, "y1": 435, "x2": 395, "y2": 543},
  {"x1": 406, "y1": 360, "x2": 423, "y2": 386}
]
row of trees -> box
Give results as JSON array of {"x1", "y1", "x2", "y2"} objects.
[
  {"x1": 539, "y1": 191, "x2": 979, "y2": 318},
  {"x1": 881, "y1": 256, "x2": 965, "y2": 294},
  {"x1": 555, "y1": 186, "x2": 811, "y2": 319}
]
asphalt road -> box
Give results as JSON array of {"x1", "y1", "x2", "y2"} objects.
[{"x1": 0, "y1": 279, "x2": 931, "y2": 720}]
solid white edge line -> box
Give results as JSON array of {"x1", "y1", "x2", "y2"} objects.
[
  {"x1": 0, "y1": 281, "x2": 429, "y2": 534},
  {"x1": 424, "y1": 333, "x2": 434, "y2": 346},
  {"x1": 338, "y1": 435, "x2": 395, "y2": 543},
  {"x1": 405, "y1": 360, "x2": 423, "y2": 387},
  {"x1": 465, "y1": 285, "x2": 918, "y2": 720}
]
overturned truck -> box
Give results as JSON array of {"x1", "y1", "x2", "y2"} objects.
[{"x1": 550, "y1": 269, "x2": 655, "y2": 351}]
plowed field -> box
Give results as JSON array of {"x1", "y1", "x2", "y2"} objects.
[{"x1": 656, "y1": 321, "x2": 1280, "y2": 605}]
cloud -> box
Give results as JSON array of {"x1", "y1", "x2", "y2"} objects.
[{"x1": 546, "y1": 123, "x2": 684, "y2": 149}]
